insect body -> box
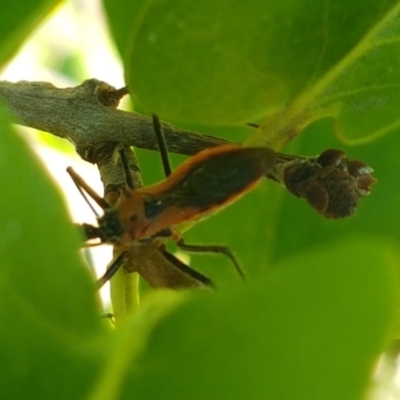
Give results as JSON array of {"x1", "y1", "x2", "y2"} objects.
[
  {"x1": 100, "y1": 144, "x2": 276, "y2": 245},
  {"x1": 69, "y1": 116, "x2": 276, "y2": 288}
]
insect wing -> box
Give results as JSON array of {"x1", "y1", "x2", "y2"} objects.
[{"x1": 139, "y1": 146, "x2": 276, "y2": 237}]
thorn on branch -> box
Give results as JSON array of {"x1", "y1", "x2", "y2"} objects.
[{"x1": 95, "y1": 83, "x2": 129, "y2": 107}]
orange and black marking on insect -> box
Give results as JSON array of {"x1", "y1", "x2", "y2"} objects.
[{"x1": 68, "y1": 115, "x2": 277, "y2": 289}]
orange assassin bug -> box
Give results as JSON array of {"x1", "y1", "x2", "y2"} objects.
[{"x1": 68, "y1": 115, "x2": 276, "y2": 288}]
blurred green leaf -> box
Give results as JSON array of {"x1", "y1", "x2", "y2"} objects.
[
  {"x1": 0, "y1": 0, "x2": 61, "y2": 67},
  {"x1": 119, "y1": 235, "x2": 399, "y2": 400},
  {"x1": 88, "y1": 289, "x2": 186, "y2": 400},
  {"x1": 0, "y1": 105, "x2": 106, "y2": 399}
]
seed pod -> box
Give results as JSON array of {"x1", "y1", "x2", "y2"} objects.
[{"x1": 268, "y1": 149, "x2": 376, "y2": 218}]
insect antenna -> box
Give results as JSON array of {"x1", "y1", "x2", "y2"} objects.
[
  {"x1": 152, "y1": 114, "x2": 172, "y2": 177},
  {"x1": 66, "y1": 167, "x2": 110, "y2": 215},
  {"x1": 72, "y1": 183, "x2": 99, "y2": 217}
]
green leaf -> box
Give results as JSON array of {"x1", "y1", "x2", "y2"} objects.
[
  {"x1": 119, "y1": 235, "x2": 399, "y2": 400},
  {"x1": 103, "y1": 0, "x2": 150, "y2": 62},
  {"x1": 0, "y1": 0, "x2": 61, "y2": 67},
  {"x1": 0, "y1": 105, "x2": 105, "y2": 399},
  {"x1": 103, "y1": 0, "x2": 400, "y2": 147},
  {"x1": 306, "y1": 5, "x2": 400, "y2": 144}
]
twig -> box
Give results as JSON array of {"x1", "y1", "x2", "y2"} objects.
[{"x1": 0, "y1": 79, "x2": 230, "y2": 161}]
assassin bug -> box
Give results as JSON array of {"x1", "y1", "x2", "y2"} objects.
[{"x1": 68, "y1": 115, "x2": 276, "y2": 289}]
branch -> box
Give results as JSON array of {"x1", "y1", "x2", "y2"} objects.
[{"x1": 0, "y1": 79, "x2": 229, "y2": 160}]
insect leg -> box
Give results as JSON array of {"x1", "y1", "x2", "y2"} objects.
[
  {"x1": 152, "y1": 114, "x2": 172, "y2": 177},
  {"x1": 176, "y1": 239, "x2": 245, "y2": 280},
  {"x1": 118, "y1": 149, "x2": 135, "y2": 189},
  {"x1": 66, "y1": 167, "x2": 110, "y2": 210},
  {"x1": 96, "y1": 251, "x2": 129, "y2": 289},
  {"x1": 159, "y1": 248, "x2": 215, "y2": 287}
]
